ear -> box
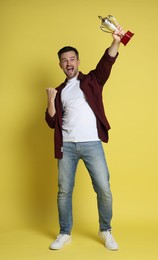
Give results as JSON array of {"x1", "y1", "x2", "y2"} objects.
[{"x1": 59, "y1": 62, "x2": 62, "y2": 69}]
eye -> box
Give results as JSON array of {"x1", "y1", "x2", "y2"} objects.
[
  {"x1": 70, "y1": 57, "x2": 76, "y2": 62},
  {"x1": 62, "y1": 59, "x2": 67, "y2": 63}
]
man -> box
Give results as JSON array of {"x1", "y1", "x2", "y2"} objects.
[{"x1": 45, "y1": 25, "x2": 124, "y2": 250}]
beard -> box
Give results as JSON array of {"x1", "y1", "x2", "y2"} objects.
[{"x1": 64, "y1": 66, "x2": 79, "y2": 79}]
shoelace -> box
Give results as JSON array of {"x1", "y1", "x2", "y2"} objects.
[
  {"x1": 56, "y1": 234, "x2": 63, "y2": 242},
  {"x1": 106, "y1": 232, "x2": 116, "y2": 243}
]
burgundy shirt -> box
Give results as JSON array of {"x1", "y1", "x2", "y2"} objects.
[{"x1": 45, "y1": 48, "x2": 118, "y2": 158}]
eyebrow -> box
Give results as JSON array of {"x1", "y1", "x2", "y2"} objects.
[{"x1": 61, "y1": 56, "x2": 76, "y2": 61}]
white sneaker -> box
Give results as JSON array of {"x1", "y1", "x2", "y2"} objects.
[
  {"x1": 98, "y1": 230, "x2": 119, "y2": 250},
  {"x1": 49, "y1": 234, "x2": 72, "y2": 250}
]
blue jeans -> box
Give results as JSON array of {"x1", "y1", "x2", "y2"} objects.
[{"x1": 57, "y1": 141, "x2": 113, "y2": 234}]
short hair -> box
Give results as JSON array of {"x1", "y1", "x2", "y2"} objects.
[{"x1": 57, "y1": 46, "x2": 79, "y2": 60}]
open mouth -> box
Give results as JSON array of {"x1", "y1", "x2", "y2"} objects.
[{"x1": 67, "y1": 67, "x2": 74, "y2": 73}]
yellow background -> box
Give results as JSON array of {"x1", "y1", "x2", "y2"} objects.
[{"x1": 0, "y1": 0, "x2": 158, "y2": 259}]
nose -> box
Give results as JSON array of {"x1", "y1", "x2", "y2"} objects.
[{"x1": 67, "y1": 59, "x2": 71, "y2": 66}]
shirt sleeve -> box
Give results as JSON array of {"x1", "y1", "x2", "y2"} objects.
[
  {"x1": 94, "y1": 48, "x2": 119, "y2": 86},
  {"x1": 45, "y1": 109, "x2": 56, "y2": 129}
]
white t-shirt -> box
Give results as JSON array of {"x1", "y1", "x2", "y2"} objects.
[{"x1": 61, "y1": 77, "x2": 99, "y2": 142}]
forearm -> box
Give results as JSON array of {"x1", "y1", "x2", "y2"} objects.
[
  {"x1": 47, "y1": 100, "x2": 56, "y2": 117},
  {"x1": 45, "y1": 108, "x2": 56, "y2": 129},
  {"x1": 108, "y1": 25, "x2": 124, "y2": 57},
  {"x1": 46, "y1": 88, "x2": 57, "y2": 117},
  {"x1": 108, "y1": 39, "x2": 120, "y2": 57}
]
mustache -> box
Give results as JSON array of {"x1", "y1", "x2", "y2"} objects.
[{"x1": 66, "y1": 66, "x2": 74, "y2": 69}]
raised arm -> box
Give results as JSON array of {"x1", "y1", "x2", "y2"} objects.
[{"x1": 108, "y1": 25, "x2": 124, "y2": 57}]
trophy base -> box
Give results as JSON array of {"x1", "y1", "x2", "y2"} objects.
[{"x1": 121, "y1": 31, "x2": 134, "y2": 46}]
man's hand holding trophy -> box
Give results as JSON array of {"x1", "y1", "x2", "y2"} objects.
[{"x1": 98, "y1": 15, "x2": 134, "y2": 46}]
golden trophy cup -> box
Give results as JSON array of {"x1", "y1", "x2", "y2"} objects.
[{"x1": 98, "y1": 15, "x2": 134, "y2": 46}]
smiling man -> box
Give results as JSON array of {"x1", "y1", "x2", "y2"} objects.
[
  {"x1": 59, "y1": 48, "x2": 80, "y2": 79},
  {"x1": 45, "y1": 25, "x2": 124, "y2": 251}
]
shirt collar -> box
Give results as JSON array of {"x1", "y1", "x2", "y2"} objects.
[{"x1": 64, "y1": 71, "x2": 84, "y2": 84}]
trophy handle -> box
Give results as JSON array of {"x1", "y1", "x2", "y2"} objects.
[{"x1": 100, "y1": 26, "x2": 111, "y2": 33}]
